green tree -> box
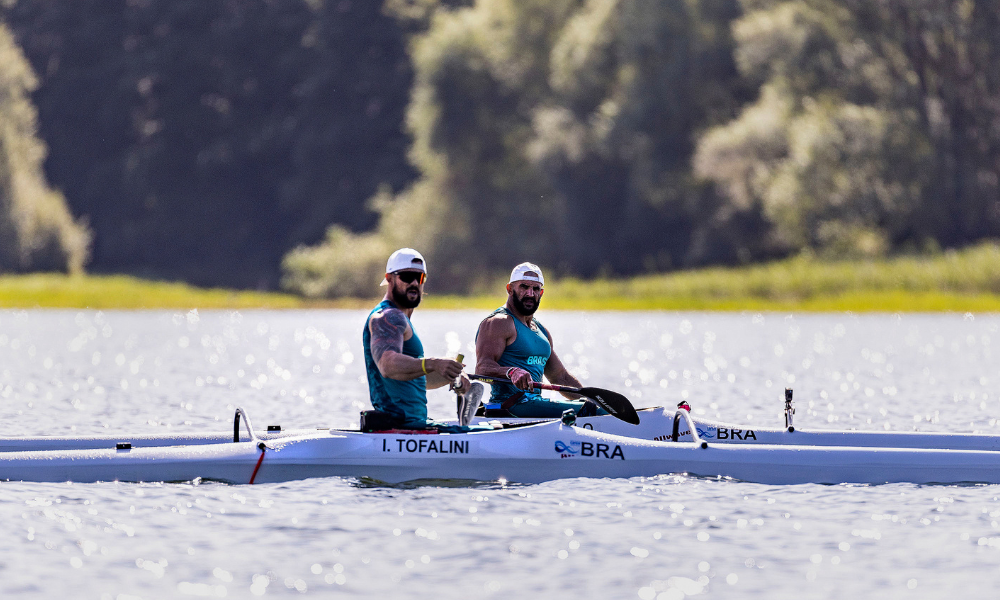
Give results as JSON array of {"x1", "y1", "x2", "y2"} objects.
[
  {"x1": 884, "y1": 0, "x2": 1000, "y2": 247},
  {"x1": 694, "y1": 0, "x2": 932, "y2": 257},
  {"x1": 0, "y1": 24, "x2": 89, "y2": 273},
  {"x1": 4, "y1": 0, "x2": 415, "y2": 288},
  {"x1": 284, "y1": 0, "x2": 750, "y2": 296},
  {"x1": 530, "y1": 0, "x2": 752, "y2": 273},
  {"x1": 695, "y1": 0, "x2": 1000, "y2": 257},
  {"x1": 286, "y1": 0, "x2": 575, "y2": 295}
]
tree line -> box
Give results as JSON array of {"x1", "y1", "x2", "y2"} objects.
[
  {"x1": 2, "y1": 1, "x2": 999, "y2": 295},
  {"x1": 1, "y1": 0, "x2": 416, "y2": 288}
]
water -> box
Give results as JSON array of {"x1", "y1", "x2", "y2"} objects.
[{"x1": 2, "y1": 309, "x2": 1000, "y2": 598}]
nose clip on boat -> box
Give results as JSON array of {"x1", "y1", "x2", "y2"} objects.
[
  {"x1": 561, "y1": 409, "x2": 577, "y2": 426},
  {"x1": 784, "y1": 388, "x2": 795, "y2": 432}
]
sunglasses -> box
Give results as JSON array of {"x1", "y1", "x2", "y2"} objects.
[{"x1": 395, "y1": 271, "x2": 426, "y2": 284}]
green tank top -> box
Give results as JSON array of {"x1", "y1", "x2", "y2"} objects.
[
  {"x1": 363, "y1": 300, "x2": 427, "y2": 424},
  {"x1": 478, "y1": 307, "x2": 551, "y2": 404}
]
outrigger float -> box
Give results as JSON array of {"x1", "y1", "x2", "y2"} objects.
[{"x1": 2, "y1": 390, "x2": 1000, "y2": 486}]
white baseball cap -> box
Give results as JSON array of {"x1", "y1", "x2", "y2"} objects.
[
  {"x1": 381, "y1": 248, "x2": 427, "y2": 285},
  {"x1": 508, "y1": 262, "x2": 544, "y2": 286}
]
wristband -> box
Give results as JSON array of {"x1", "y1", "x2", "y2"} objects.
[
  {"x1": 422, "y1": 358, "x2": 428, "y2": 374},
  {"x1": 506, "y1": 367, "x2": 517, "y2": 379}
]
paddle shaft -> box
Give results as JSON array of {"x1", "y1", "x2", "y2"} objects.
[
  {"x1": 469, "y1": 373, "x2": 575, "y2": 394},
  {"x1": 468, "y1": 373, "x2": 641, "y2": 425},
  {"x1": 453, "y1": 354, "x2": 465, "y2": 391}
]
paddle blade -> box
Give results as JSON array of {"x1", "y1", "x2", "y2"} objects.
[
  {"x1": 579, "y1": 387, "x2": 640, "y2": 425},
  {"x1": 458, "y1": 382, "x2": 484, "y2": 427}
]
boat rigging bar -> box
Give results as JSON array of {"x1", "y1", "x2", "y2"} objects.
[
  {"x1": 233, "y1": 407, "x2": 261, "y2": 444},
  {"x1": 672, "y1": 402, "x2": 708, "y2": 449},
  {"x1": 784, "y1": 388, "x2": 795, "y2": 432}
]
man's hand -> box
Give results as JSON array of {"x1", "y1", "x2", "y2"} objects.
[
  {"x1": 451, "y1": 373, "x2": 471, "y2": 395},
  {"x1": 427, "y1": 358, "x2": 464, "y2": 380},
  {"x1": 507, "y1": 367, "x2": 534, "y2": 390}
]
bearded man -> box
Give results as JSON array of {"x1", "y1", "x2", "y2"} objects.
[
  {"x1": 363, "y1": 248, "x2": 482, "y2": 431},
  {"x1": 474, "y1": 262, "x2": 603, "y2": 417}
]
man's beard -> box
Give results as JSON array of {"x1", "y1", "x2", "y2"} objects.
[
  {"x1": 511, "y1": 292, "x2": 539, "y2": 315},
  {"x1": 391, "y1": 282, "x2": 422, "y2": 309}
]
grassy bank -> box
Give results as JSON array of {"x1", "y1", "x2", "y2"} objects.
[
  {"x1": 4, "y1": 244, "x2": 1000, "y2": 311},
  {"x1": 426, "y1": 242, "x2": 1000, "y2": 312},
  {"x1": 0, "y1": 274, "x2": 310, "y2": 309}
]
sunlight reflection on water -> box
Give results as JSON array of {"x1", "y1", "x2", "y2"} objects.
[{"x1": 2, "y1": 310, "x2": 1000, "y2": 598}]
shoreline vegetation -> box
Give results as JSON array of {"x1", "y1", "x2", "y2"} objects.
[{"x1": 4, "y1": 244, "x2": 1000, "y2": 312}]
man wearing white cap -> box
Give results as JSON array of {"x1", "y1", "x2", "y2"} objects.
[
  {"x1": 474, "y1": 262, "x2": 603, "y2": 417},
  {"x1": 362, "y1": 248, "x2": 479, "y2": 431}
]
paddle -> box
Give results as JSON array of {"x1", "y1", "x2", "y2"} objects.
[
  {"x1": 458, "y1": 383, "x2": 484, "y2": 426},
  {"x1": 469, "y1": 374, "x2": 640, "y2": 425},
  {"x1": 453, "y1": 354, "x2": 482, "y2": 426}
]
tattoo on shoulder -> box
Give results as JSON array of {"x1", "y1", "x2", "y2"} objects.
[{"x1": 370, "y1": 309, "x2": 408, "y2": 363}]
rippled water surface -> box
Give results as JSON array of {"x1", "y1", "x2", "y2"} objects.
[{"x1": 3, "y1": 309, "x2": 1000, "y2": 598}]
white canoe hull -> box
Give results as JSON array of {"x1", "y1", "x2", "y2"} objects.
[
  {"x1": 2, "y1": 421, "x2": 1000, "y2": 486},
  {"x1": 576, "y1": 408, "x2": 1000, "y2": 451},
  {"x1": 4, "y1": 407, "x2": 1000, "y2": 452}
]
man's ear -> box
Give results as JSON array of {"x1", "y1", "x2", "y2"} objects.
[{"x1": 506, "y1": 283, "x2": 512, "y2": 294}]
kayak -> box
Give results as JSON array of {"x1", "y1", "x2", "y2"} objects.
[
  {"x1": 4, "y1": 406, "x2": 1000, "y2": 452},
  {"x1": 2, "y1": 408, "x2": 1000, "y2": 485},
  {"x1": 582, "y1": 408, "x2": 1000, "y2": 451}
]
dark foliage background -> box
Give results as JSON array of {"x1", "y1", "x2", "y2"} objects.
[
  {"x1": 2, "y1": 0, "x2": 999, "y2": 295},
  {"x1": 3, "y1": 0, "x2": 416, "y2": 288}
]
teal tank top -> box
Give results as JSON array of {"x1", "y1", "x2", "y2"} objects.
[
  {"x1": 363, "y1": 299, "x2": 427, "y2": 424},
  {"x1": 478, "y1": 307, "x2": 551, "y2": 404}
]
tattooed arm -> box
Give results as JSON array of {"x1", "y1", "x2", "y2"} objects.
[
  {"x1": 369, "y1": 308, "x2": 468, "y2": 390},
  {"x1": 369, "y1": 307, "x2": 410, "y2": 378}
]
